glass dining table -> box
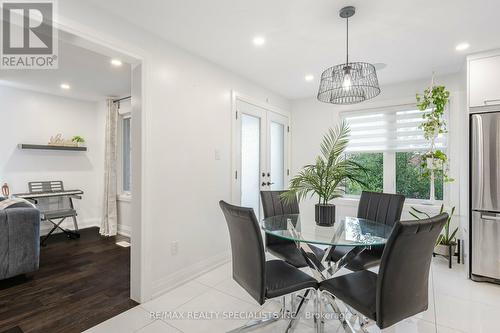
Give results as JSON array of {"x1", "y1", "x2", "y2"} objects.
[
  {"x1": 261, "y1": 214, "x2": 393, "y2": 332},
  {"x1": 261, "y1": 214, "x2": 393, "y2": 279}
]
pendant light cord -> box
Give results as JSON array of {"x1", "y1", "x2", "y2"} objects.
[{"x1": 346, "y1": 16, "x2": 349, "y2": 65}]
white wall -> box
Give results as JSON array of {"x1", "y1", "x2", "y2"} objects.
[
  {"x1": 290, "y1": 73, "x2": 467, "y2": 226},
  {"x1": 0, "y1": 85, "x2": 105, "y2": 233},
  {"x1": 57, "y1": 1, "x2": 291, "y2": 301}
]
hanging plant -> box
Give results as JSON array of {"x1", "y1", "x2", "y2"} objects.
[{"x1": 414, "y1": 81, "x2": 453, "y2": 201}]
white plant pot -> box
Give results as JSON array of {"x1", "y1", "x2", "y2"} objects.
[
  {"x1": 426, "y1": 158, "x2": 443, "y2": 170},
  {"x1": 435, "y1": 244, "x2": 456, "y2": 257}
]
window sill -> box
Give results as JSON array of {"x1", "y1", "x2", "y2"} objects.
[
  {"x1": 117, "y1": 193, "x2": 132, "y2": 202},
  {"x1": 333, "y1": 196, "x2": 446, "y2": 210}
]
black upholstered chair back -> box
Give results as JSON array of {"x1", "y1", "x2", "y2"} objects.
[
  {"x1": 261, "y1": 190, "x2": 300, "y2": 217},
  {"x1": 219, "y1": 201, "x2": 266, "y2": 305},
  {"x1": 376, "y1": 213, "x2": 448, "y2": 328},
  {"x1": 357, "y1": 191, "x2": 405, "y2": 227},
  {"x1": 260, "y1": 191, "x2": 300, "y2": 246}
]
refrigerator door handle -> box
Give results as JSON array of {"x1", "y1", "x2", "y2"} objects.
[
  {"x1": 480, "y1": 213, "x2": 500, "y2": 221},
  {"x1": 471, "y1": 114, "x2": 484, "y2": 209}
]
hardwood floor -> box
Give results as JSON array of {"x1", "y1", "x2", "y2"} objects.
[{"x1": 0, "y1": 228, "x2": 137, "y2": 333}]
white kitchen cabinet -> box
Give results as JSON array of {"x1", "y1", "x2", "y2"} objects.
[{"x1": 469, "y1": 54, "x2": 500, "y2": 108}]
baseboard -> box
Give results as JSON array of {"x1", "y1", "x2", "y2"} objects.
[
  {"x1": 39, "y1": 218, "x2": 100, "y2": 236},
  {"x1": 117, "y1": 224, "x2": 131, "y2": 238},
  {"x1": 150, "y1": 251, "x2": 231, "y2": 300}
]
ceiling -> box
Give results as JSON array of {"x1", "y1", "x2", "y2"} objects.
[
  {"x1": 86, "y1": 0, "x2": 500, "y2": 99},
  {"x1": 0, "y1": 31, "x2": 131, "y2": 101}
]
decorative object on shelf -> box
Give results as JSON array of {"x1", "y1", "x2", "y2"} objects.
[
  {"x1": 413, "y1": 76, "x2": 453, "y2": 202},
  {"x1": 1, "y1": 183, "x2": 10, "y2": 197},
  {"x1": 410, "y1": 204, "x2": 459, "y2": 268},
  {"x1": 282, "y1": 121, "x2": 367, "y2": 226},
  {"x1": 71, "y1": 135, "x2": 86, "y2": 147},
  {"x1": 48, "y1": 134, "x2": 78, "y2": 147},
  {"x1": 317, "y1": 6, "x2": 380, "y2": 105}
]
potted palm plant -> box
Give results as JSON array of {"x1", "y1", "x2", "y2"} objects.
[
  {"x1": 282, "y1": 121, "x2": 367, "y2": 226},
  {"x1": 410, "y1": 204, "x2": 458, "y2": 256}
]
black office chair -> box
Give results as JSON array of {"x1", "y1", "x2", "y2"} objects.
[
  {"x1": 219, "y1": 200, "x2": 318, "y2": 332},
  {"x1": 319, "y1": 213, "x2": 448, "y2": 330},
  {"x1": 328, "y1": 191, "x2": 405, "y2": 271},
  {"x1": 261, "y1": 190, "x2": 326, "y2": 268}
]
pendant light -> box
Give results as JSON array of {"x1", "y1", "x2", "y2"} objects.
[{"x1": 317, "y1": 6, "x2": 380, "y2": 105}]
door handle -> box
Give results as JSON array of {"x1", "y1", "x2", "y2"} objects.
[
  {"x1": 480, "y1": 213, "x2": 500, "y2": 221},
  {"x1": 266, "y1": 182, "x2": 274, "y2": 186},
  {"x1": 261, "y1": 182, "x2": 266, "y2": 186},
  {"x1": 483, "y1": 99, "x2": 500, "y2": 105}
]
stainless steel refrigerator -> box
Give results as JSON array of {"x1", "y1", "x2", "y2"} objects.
[{"x1": 471, "y1": 112, "x2": 500, "y2": 283}]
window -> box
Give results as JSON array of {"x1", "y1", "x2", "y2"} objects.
[
  {"x1": 345, "y1": 153, "x2": 383, "y2": 195},
  {"x1": 396, "y1": 152, "x2": 443, "y2": 200},
  {"x1": 341, "y1": 105, "x2": 447, "y2": 201},
  {"x1": 122, "y1": 117, "x2": 132, "y2": 193}
]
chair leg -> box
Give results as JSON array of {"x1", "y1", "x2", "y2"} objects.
[
  {"x1": 226, "y1": 314, "x2": 281, "y2": 333},
  {"x1": 226, "y1": 302, "x2": 283, "y2": 333},
  {"x1": 284, "y1": 288, "x2": 314, "y2": 333},
  {"x1": 314, "y1": 289, "x2": 324, "y2": 333},
  {"x1": 72, "y1": 215, "x2": 79, "y2": 232}
]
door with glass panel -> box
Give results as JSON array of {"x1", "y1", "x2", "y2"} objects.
[{"x1": 233, "y1": 99, "x2": 289, "y2": 219}]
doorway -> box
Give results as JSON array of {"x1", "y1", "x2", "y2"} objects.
[{"x1": 232, "y1": 95, "x2": 290, "y2": 219}]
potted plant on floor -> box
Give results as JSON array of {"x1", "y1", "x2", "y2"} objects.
[
  {"x1": 410, "y1": 204, "x2": 458, "y2": 256},
  {"x1": 282, "y1": 121, "x2": 367, "y2": 226}
]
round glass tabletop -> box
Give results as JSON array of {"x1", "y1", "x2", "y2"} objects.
[{"x1": 261, "y1": 214, "x2": 393, "y2": 247}]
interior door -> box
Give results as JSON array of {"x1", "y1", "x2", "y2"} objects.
[
  {"x1": 267, "y1": 112, "x2": 289, "y2": 191},
  {"x1": 233, "y1": 98, "x2": 289, "y2": 219}
]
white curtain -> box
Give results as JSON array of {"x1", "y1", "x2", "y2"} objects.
[{"x1": 100, "y1": 99, "x2": 118, "y2": 236}]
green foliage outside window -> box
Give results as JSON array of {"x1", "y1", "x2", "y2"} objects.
[
  {"x1": 345, "y1": 153, "x2": 383, "y2": 195},
  {"x1": 344, "y1": 151, "x2": 443, "y2": 200},
  {"x1": 396, "y1": 152, "x2": 443, "y2": 200}
]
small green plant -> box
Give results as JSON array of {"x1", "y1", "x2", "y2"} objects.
[
  {"x1": 281, "y1": 121, "x2": 367, "y2": 205},
  {"x1": 71, "y1": 136, "x2": 85, "y2": 144},
  {"x1": 410, "y1": 204, "x2": 457, "y2": 246}
]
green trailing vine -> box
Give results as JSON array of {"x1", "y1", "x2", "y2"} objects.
[{"x1": 413, "y1": 84, "x2": 454, "y2": 183}]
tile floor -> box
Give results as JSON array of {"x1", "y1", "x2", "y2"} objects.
[{"x1": 85, "y1": 258, "x2": 500, "y2": 333}]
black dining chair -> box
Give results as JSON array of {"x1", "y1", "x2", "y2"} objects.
[
  {"x1": 219, "y1": 200, "x2": 318, "y2": 332},
  {"x1": 328, "y1": 191, "x2": 405, "y2": 271},
  {"x1": 319, "y1": 213, "x2": 448, "y2": 330},
  {"x1": 261, "y1": 190, "x2": 326, "y2": 268}
]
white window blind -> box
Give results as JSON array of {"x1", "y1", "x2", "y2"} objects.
[{"x1": 341, "y1": 104, "x2": 447, "y2": 153}]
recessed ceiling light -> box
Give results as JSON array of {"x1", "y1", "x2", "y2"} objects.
[
  {"x1": 305, "y1": 75, "x2": 314, "y2": 82},
  {"x1": 373, "y1": 63, "x2": 387, "y2": 70},
  {"x1": 455, "y1": 42, "x2": 470, "y2": 51},
  {"x1": 253, "y1": 36, "x2": 266, "y2": 47},
  {"x1": 60, "y1": 83, "x2": 70, "y2": 90},
  {"x1": 110, "y1": 58, "x2": 123, "y2": 67}
]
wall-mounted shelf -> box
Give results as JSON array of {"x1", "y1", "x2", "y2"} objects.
[{"x1": 18, "y1": 144, "x2": 87, "y2": 151}]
